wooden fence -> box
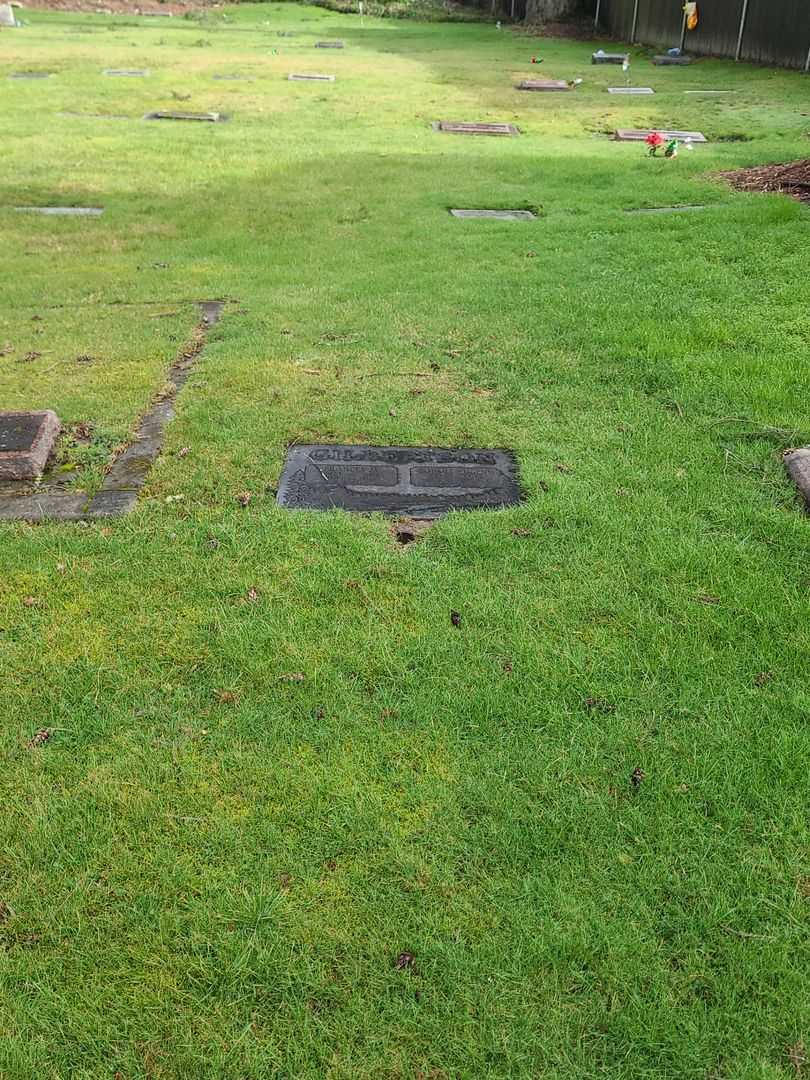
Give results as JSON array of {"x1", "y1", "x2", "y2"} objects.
[{"x1": 596, "y1": 0, "x2": 810, "y2": 70}]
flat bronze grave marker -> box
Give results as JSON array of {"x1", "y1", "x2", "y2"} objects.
[
  {"x1": 14, "y1": 206, "x2": 103, "y2": 215},
  {"x1": 277, "y1": 445, "x2": 522, "y2": 517},
  {"x1": 614, "y1": 128, "x2": 707, "y2": 142},
  {"x1": 450, "y1": 209, "x2": 536, "y2": 220},
  {"x1": 145, "y1": 111, "x2": 222, "y2": 122},
  {"x1": 653, "y1": 54, "x2": 692, "y2": 64},
  {"x1": 608, "y1": 86, "x2": 654, "y2": 94},
  {"x1": 288, "y1": 72, "x2": 335, "y2": 81},
  {"x1": 434, "y1": 121, "x2": 520, "y2": 137},
  {"x1": 104, "y1": 69, "x2": 150, "y2": 76},
  {"x1": 0, "y1": 411, "x2": 60, "y2": 481},
  {"x1": 592, "y1": 52, "x2": 628, "y2": 64},
  {"x1": 315, "y1": 40, "x2": 344, "y2": 48},
  {"x1": 516, "y1": 79, "x2": 570, "y2": 91}
]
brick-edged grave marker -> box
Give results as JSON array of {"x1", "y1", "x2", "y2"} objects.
[
  {"x1": 0, "y1": 301, "x2": 224, "y2": 522},
  {"x1": 277, "y1": 445, "x2": 522, "y2": 517},
  {"x1": 0, "y1": 411, "x2": 60, "y2": 481},
  {"x1": 288, "y1": 73, "x2": 335, "y2": 81},
  {"x1": 450, "y1": 209, "x2": 536, "y2": 220},
  {"x1": 614, "y1": 128, "x2": 707, "y2": 142},
  {"x1": 592, "y1": 52, "x2": 628, "y2": 64},
  {"x1": 433, "y1": 121, "x2": 520, "y2": 137},
  {"x1": 653, "y1": 54, "x2": 692, "y2": 64},
  {"x1": 608, "y1": 86, "x2": 654, "y2": 94},
  {"x1": 145, "y1": 111, "x2": 223, "y2": 122},
  {"x1": 516, "y1": 79, "x2": 571, "y2": 91}
]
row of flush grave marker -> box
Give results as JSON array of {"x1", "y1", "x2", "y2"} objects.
[{"x1": 12, "y1": 202, "x2": 713, "y2": 218}]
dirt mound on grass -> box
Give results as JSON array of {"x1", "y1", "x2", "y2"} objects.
[{"x1": 719, "y1": 159, "x2": 810, "y2": 203}]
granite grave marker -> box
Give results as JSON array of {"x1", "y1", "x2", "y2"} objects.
[
  {"x1": 0, "y1": 411, "x2": 60, "y2": 480},
  {"x1": 434, "y1": 121, "x2": 519, "y2": 137},
  {"x1": 277, "y1": 445, "x2": 522, "y2": 516}
]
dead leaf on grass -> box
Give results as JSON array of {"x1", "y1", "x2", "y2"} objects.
[
  {"x1": 450, "y1": 610, "x2": 461, "y2": 628},
  {"x1": 395, "y1": 951, "x2": 416, "y2": 972},
  {"x1": 555, "y1": 462, "x2": 573, "y2": 474},
  {"x1": 0, "y1": 901, "x2": 12, "y2": 923},
  {"x1": 236, "y1": 491, "x2": 251, "y2": 507},
  {"x1": 696, "y1": 593, "x2": 721, "y2": 605},
  {"x1": 630, "y1": 766, "x2": 645, "y2": 789},
  {"x1": 511, "y1": 528, "x2": 532, "y2": 537},
  {"x1": 27, "y1": 728, "x2": 52, "y2": 749},
  {"x1": 22, "y1": 596, "x2": 39, "y2": 608},
  {"x1": 244, "y1": 587, "x2": 260, "y2": 603},
  {"x1": 584, "y1": 697, "x2": 615, "y2": 714},
  {"x1": 279, "y1": 672, "x2": 305, "y2": 682},
  {"x1": 754, "y1": 671, "x2": 774, "y2": 687},
  {"x1": 788, "y1": 1040, "x2": 807, "y2": 1077},
  {"x1": 22, "y1": 351, "x2": 41, "y2": 362},
  {"x1": 214, "y1": 689, "x2": 239, "y2": 705}
]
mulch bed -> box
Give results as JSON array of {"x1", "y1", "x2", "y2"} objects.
[{"x1": 718, "y1": 159, "x2": 810, "y2": 204}]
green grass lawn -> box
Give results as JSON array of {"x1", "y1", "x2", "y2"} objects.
[{"x1": 1, "y1": 5, "x2": 809, "y2": 1076}]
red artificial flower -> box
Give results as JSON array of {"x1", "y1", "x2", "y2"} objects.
[{"x1": 646, "y1": 131, "x2": 664, "y2": 147}]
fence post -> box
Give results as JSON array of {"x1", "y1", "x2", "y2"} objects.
[
  {"x1": 678, "y1": 6, "x2": 687, "y2": 52},
  {"x1": 735, "y1": 0, "x2": 750, "y2": 61},
  {"x1": 804, "y1": 41, "x2": 810, "y2": 72},
  {"x1": 630, "y1": 0, "x2": 640, "y2": 43},
  {"x1": 594, "y1": 0, "x2": 601, "y2": 30}
]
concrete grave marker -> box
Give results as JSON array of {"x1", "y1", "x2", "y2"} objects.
[
  {"x1": 277, "y1": 445, "x2": 522, "y2": 516},
  {"x1": 614, "y1": 128, "x2": 707, "y2": 142},
  {"x1": 0, "y1": 411, "x2": 60, "y2": 480},
  {"x1": 450, "y1": 209, "x2": 536, "y2": 220},
  {"x1": 288, "y1": 72, "x2": 335, "y2": 81},
  {"x1": 213, "y1": 74, "x2": 252, "y2": 81},
  {"x1": 434, "y1": 121, "x2": 520, "y2": 137},
  {"x1": 608, "y1": 86, "x2": 654, "y2": 94},
  {"x1": 9, "y1": 72, "x2": 52, "y2": 79},
  {"x1": 0, "y1": 3, "x2": 18, "y2": 27},
  {"x1": 315, "y1": 40, "x2": 344, "y2": 48},
  {"x1": 516, "y1": 79, "x2": 571, "y2": 91},
  {"x1": 592, "y1": 51, "x2": 628, "y2": 64},
  {"x1": 14, "y1": 206, "x2": 103, "y2": 215},
  {"x1": 104, "y1": 69, "x2": 150, "y2": 77},
  {"x1": 683, "y1": 89, "x2": 734, "y2": 94},
  {"x1": 653, "y1": 54, "x2": 692, "y2": 64},
  {"x1": 145, "y1": 111, "x2": 222, "y2": 122}
]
